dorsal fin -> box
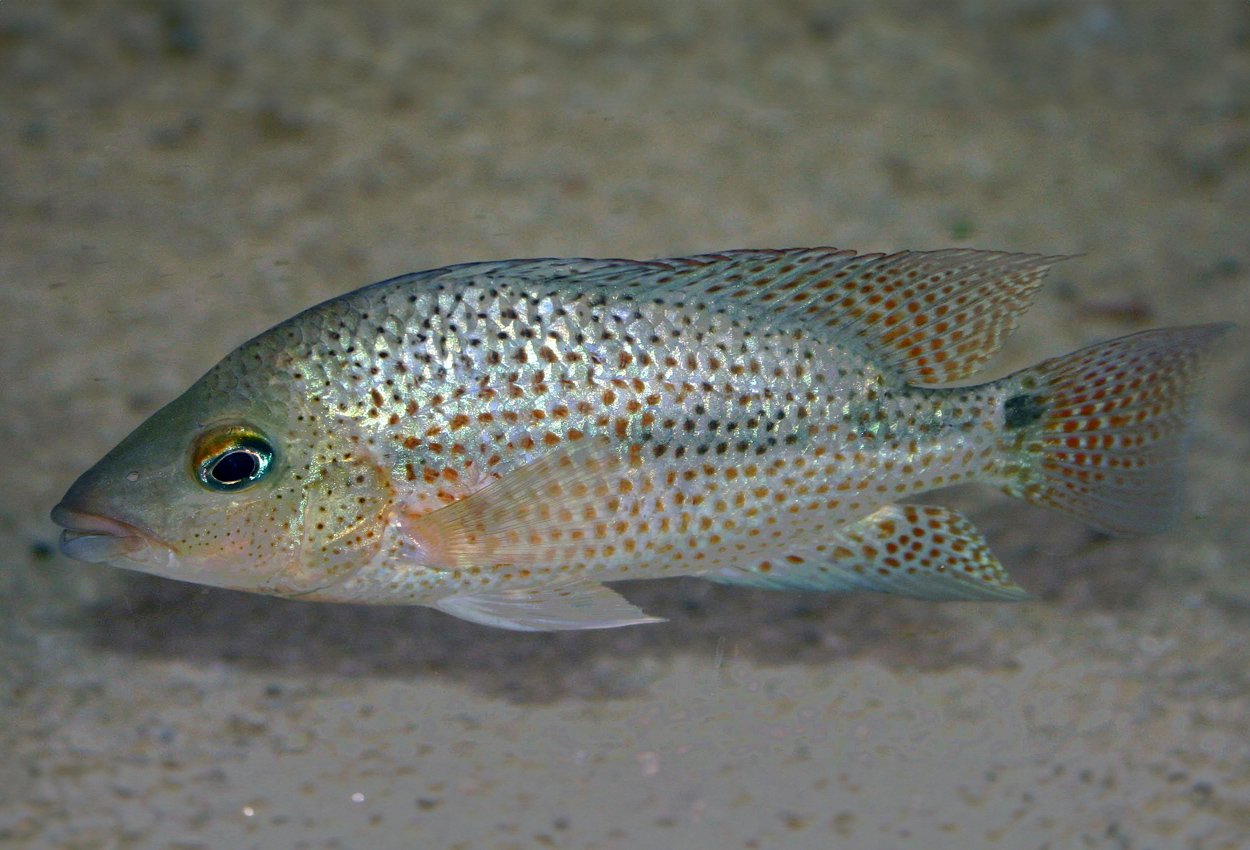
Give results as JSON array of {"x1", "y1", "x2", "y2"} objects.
[
  {"x1": 755, "y1": 248, "x2": 1067, "y2": 385},
  {"x1": 432, "y1": 248, "x2": 1070, "y2": 385},
  {"x1": 651, "y1": 248, "x2": 1068, "y2": 385}
]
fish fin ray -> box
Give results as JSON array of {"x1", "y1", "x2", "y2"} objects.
[
  {"x1": 999, "y1": 323, "x2": 1231, "y2": 535},
  {"x1": 435, "y1": 579, "x2": 662, "y2": 631},
  {"x1": 796, "y1": 249, "x2": 1068, "y2": 385},
  {"x1": 706, "y1": 504, "x2": 1033, "y2": 601},
  {"x1": 395, "y1": 439, "x2": 647, "y2": 570}
]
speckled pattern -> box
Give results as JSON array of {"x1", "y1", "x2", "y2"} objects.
[
  {"x1": 1000, "y1": 325, "x2": 1231, "y2": 534},
  {"x1": 54, "y1": 248, "x2": 1075, "y2": 619},
  {"x1": 4, "y1": 0, "x2": 1250, "y2": 848}
]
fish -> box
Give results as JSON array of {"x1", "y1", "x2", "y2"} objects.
[{"x1": 51, "y1": 248, "x2": 1228, "y2": 630}]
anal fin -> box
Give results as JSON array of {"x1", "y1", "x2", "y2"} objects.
[
  {"x1": 436, "y1": 579, "x2": 663, "y2": 631},
  {"x1": 708, "y1": 504, "x2": 1033, "y2": 602}
]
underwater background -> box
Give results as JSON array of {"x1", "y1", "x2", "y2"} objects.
[{"x1": 3, "y1": 1, "x2": 1248, "y2": 847}]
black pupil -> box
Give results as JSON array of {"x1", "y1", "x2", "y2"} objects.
[{"x1": 211, "y1": 450, "x2": 258, "y2": 484}]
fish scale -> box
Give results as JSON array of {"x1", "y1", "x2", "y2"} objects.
[
  {"x1": 52, "y1": 248, "x2": 1228, "y2": 630},
  {"x1": 249, "y1": 261, "x2": 1001, "y2": 599}
]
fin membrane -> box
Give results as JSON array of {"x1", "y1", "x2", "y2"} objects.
[
  {"x1": 707, "y1": 504, "x2": 1033, "y2": 602},
  {"x1": 436, "y1": 578, "x2": 662, "y2": 631},
  {"x1": 1000, "y1": 324, "x2": 1230, "y2": 535},
  {"x1": 395, "y1": 440, "x2": 646, "y2": 570},
  {"x1": 743, "y1": 248, "x2": 1067, "y2": 385}
]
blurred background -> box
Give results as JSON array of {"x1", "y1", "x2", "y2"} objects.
[{"x1": 2, "y1": 1, "x2": 1248, "y2": 847}]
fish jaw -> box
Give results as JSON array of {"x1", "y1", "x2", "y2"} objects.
[{"x1": 50, "y1": 504, "x2": 177, "y2": 572}]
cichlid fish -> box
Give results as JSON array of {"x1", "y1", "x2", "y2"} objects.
[{"x1": 51, "y1": 248, "x2": 1227, "y2": 630}]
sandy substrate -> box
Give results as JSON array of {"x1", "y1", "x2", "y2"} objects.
[{"x1": 3, "y1": 1, "x2": 1249, "y2": 848}]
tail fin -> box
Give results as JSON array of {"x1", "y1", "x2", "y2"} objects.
[{"x1": 998, "y1": 324, "x2": 1230, "y2": 535}]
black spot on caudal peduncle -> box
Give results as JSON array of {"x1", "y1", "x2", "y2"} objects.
[{"x1": 1004, "y1": 394, "x2": 1047, "y2": 430}]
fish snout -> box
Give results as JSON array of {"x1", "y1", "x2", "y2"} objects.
[{"x1": 50, "y1": 503, "x2": 173, "y2": 567}]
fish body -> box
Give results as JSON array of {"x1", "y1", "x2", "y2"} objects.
[{"x1": 52, "y1": 248, "x2": 1227, "y2": 630}]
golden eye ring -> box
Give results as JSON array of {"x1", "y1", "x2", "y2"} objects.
[{"x1": 192, "y1": 426, "x2": 276, "y2": 492}]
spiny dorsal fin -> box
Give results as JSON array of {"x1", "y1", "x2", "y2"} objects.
[
  {"x1": 433, "y1": 248, "x2": 1069, "y2": 385},
  {"x1": 707, "y1": 504, "x2": 1034, "y2": 601}
]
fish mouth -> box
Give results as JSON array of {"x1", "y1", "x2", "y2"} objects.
[{"x1": 50, "y1": 504, "x2": 174, "y2": 567}]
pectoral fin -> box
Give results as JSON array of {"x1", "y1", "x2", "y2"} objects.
[
  {"x1": 393, "y1": 440, "x2": 645, "y2": 572},
  {"x1": 436, "y1": 579, "x2": 663, "y2": 631}
]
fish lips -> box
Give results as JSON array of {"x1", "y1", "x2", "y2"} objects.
[{"x1": 50, "y1": 504, "x2": 174, "y2": 568}]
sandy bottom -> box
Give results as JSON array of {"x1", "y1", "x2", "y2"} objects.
[{"x1": 3, "y1": 1, "x2": 1249, "y2": 848}]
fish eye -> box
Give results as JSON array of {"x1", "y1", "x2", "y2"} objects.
[{"x1": 192, "y1": 426, "x2": 276, "y2": 492}]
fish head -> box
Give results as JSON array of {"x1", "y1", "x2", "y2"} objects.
[{"x1": 51, "y1": 335, "x2": 396, "y2": 598}]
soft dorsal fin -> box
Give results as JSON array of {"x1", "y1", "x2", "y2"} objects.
[
  {"x1": 783, "y1": 249, "x2": 1067, "y2": 385},
  {"x1": 656, "y1": 248, "x2": 1068, "y2": 385},
  {"x1": 435, "y1": 248, "x2": 1069, "y2": 385}
]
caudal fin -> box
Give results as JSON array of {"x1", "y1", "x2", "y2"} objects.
[{"x1": 999, "y1": 324, "x2": 1230, "y2": 535}]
